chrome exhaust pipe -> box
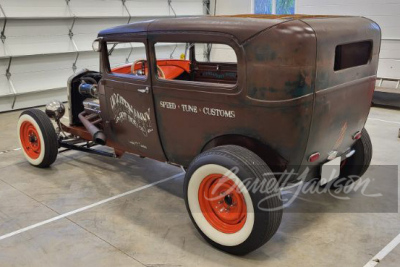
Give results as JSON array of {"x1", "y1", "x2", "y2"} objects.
[{"x1": 78, "y1": 111, "x2": 106, "y2": 145}]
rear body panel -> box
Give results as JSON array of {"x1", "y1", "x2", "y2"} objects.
[
  {"x1": 300, "y1": 17, "x2": 381, "y2": 177},
  {"x1": 243, "y1": 20, "x2": 317, "y2": 172}
]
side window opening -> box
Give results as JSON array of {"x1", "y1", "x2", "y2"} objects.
[
  {"x1": 107, "y1": 41, "x2": 148, "y2": 78},
  {"x1": 334, "y1": 41, "x2": 372, "y2": 71},
  {"x1": 154, "y1": 42, "x2": 238, "y2": 85},
  {"x1": 195, "y1": 43, "x2": 237, "y2": 63}
]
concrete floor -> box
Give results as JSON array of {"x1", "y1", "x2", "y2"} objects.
[{"x1": 0, "y1": 106, "x2": 399, "y2": 267}]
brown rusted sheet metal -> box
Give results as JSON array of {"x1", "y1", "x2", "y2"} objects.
[
  {"x1": 224, "y1": 14, "x2": 343, "y2": 19},
  {"x1": 91, "y1": 15, "x2": 381, "y2": 181},
  {"x1": 100, "y1": 16, "x2": 286, "y2": 44},
  {"x1": 150, "y1": 19, "x2": 317, "y2": 170},
  {"x1": 300, "y1": 17, "x2": 381, "y2": 173}
]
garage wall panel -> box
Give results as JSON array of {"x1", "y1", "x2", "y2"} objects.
[
  {"x1": 12, "y1": 89, "x2": 68, "y2": 111},
  {"x1": 0, "y1": 42, "x2": 5, "y2": 58},
  {"x1": 11, "y1": 53, "x2": 76, "y2": 93},
  {"x1": 296, "y1": 0, "x2": 400, "y2": 80},
  {"x1": 2, "y1": 19, "x2": 73, "y2": 57},
  {"x1": 73, "y1": 18, "x2": 129, "y2": 51},
  {"x1": 0, "y1": 75, "x2": 11, "y2": 95},
  {"x1": 5, "y1": 36, "x2": 76, "y2": 57},
  {"x1": 380, "y1": 40, "x2": 400, "y2": 60},
  {"x1": 297, "y1": 3, "x2": 400, "y2": 16},
  {"x1": 126, "y1": 0, "x2": 171, "y2": 16},
  {"x1": 0, "y1": 57, "x2": 14, "y2": 111},
  {"x1": 0, "y1": 0, "x2": 72, "y2": 19},
  {"x1": 0, "y1": 0, "x2": 205, "y2": 112},
  {"x1": 155, "y1": 43, "x2": 189, "y2": 60},
  {"x1": 300, "y1": 0, "x2": 400, "y2": 5},
  {"x1": 4, "y1": 19, "x2": 70, "y2": 37},
  {"x1": 214, "y1": 0, "x2": 253, "y2": 15},
  {"x1": 0, "y1": 58, "x2": 8, "y2": 74},
  {"x1": 0, "y1": 95, "x2": 14, "y2": 113},
  {"x1": 376, "y1": 59, "x2": 400, "y2": 78},
  {"x1": 171, "y1": 0, "x2": 205, "y2": 16},
  {"x1": 76, "y1": 51, "x2": 99, "y2": 71},
  {"x1": 68, "y1": 0, "x2": 129, "y2": 18}
]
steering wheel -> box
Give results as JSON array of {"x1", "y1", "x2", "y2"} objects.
[{"x1": 131, "y1": 59, "x2": 165, "y2": 79}]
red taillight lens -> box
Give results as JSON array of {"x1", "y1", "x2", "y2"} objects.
[
  {"x1": 353, "y1": 131, "x2": 362, "y2": 140},
  {"x1": 308, "y1": 152, "x2": 320, "y2": 163}
]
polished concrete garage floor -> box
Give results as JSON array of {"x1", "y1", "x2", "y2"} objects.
[{"x1": 0, "y1": 107, "x2": 399, "y2": 267}]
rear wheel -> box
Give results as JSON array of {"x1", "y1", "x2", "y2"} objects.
[
  {"x1": 184, "y1": 145, "x2": 282, "y2": 255},
  {"x1": 329, "y1": 128, "x2": 372, "y2": 189},
  {"x1": 17, "y1": 109, "x2": 58, "y2": 168}
]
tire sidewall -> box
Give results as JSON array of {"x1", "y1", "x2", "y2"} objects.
[
  {"x1": 340, "y1": 130, "x2": 370, "y2": 178},
  {"x1": 184, "y1": 150, "x2": 281, "y2": 254},
  {"x1": 187, "y1": 163, "x2": 255, "y2": 246},
  {"x1": 330, "y1": 128, "x2": 372, "y2": 188},
  {"x1": 18, "y1": 113, "x2": 46, "y2": 166}
]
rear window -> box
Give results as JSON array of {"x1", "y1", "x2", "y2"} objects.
[
  {"x1": 154, "y1": 42, "x2": 237, "y2": 86},
  {"x1": 334, "y1": 41, "x2": 372, "y2": 71}
]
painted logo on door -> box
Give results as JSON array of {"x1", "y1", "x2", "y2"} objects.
[{"x1": 110, "y1": 93, "x2": 153, "y2": 137}]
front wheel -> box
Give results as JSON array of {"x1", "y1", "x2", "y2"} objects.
[
  {"x1": 17, "y1": 109, "x2": 58, "y2": 168},
  {"x1": 184, "y1": 145, "x2": 282, "y2": 255}
]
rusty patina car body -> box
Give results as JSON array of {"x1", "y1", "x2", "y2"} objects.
[
  {"x1": 72, "y1": 15, "x2": 379, "y2": 180},
  {"x1": 18, "y1": 15, "x2": 381, "y2": 255}
]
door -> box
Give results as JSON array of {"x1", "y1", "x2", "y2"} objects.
[
  {"x1": 102, "y1": 39, "x2": 166, "y2": 161},
  {"x1": 149, "y1": 37, "x2": 243, "y2": 166}
]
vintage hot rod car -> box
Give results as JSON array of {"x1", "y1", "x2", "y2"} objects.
[{"x1": 17, "y1": 15, "x2": 380, "y2": 255}]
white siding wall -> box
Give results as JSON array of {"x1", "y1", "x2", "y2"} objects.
[
  {"x1": 212, "y1": 0, "x2": 399, "y2": 81},
  {"x1": 296, "y1": 0, "x2": 400, "y2": 80},
  {"x1": 212, "y1": 0, "x2": 253, "y2": 15},
  {"x1": 0, "y1": 0, "x2": 205, "y2": 112}
]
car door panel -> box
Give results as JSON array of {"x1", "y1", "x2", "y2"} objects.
[{"x1": 101, "y1": 39, "x2": 166, "y2": 161}]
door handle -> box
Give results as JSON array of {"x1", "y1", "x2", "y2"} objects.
[{"x1": 137, "y1": 87, "x2": 149, "y2": 94}]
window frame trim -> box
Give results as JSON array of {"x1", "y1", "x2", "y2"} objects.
[
  {"x1": 148, "y1": 31, "x2": 244, "y2": 94},
  {"x1": 101, "y1": 37, "x2": 150, "y2": 83},
  {"x1": 333, "y1": 39, "x2": 373, "y2": 72}
]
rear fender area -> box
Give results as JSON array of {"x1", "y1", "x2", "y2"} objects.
[
  {"x1": 201, "y1": 134, "x2": 288, "y2": 180},
  {"x1": 300, "y1": 17, "x2": 381, "y2": 170}
]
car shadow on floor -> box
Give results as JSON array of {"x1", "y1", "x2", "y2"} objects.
[{"x1": 22, "y1": 151, "x2": 398, "y2": 263}]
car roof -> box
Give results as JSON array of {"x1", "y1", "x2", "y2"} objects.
[{"x1": 97, "y1": 14, "x2": 350, "y2": 44}]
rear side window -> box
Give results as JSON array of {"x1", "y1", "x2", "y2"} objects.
[
  {"x1": 154, "y1": 42, "x2": 238, "y2": 86},
  {"x1": 194, "y1": 43, "x2": 237, "y2": 63},
  {"x1": 334, "y1": 41, "x2": 372, "y2": 71}
]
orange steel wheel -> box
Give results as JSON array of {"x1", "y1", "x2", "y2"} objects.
[
  {"x1": 19, "y1": 121, "x2": 41, "y2": 160},
  {"x1": 198, "y1": 174, "x2": 247, "y2": 233}
]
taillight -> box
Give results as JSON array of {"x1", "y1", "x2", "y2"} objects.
[
  {"x1": 353, "y1": 131, "x2": 362, "y2": 140},
  {"x1": 308, "y1": 152, "x2": 320, "y2": 163}
]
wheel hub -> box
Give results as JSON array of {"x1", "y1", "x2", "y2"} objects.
[
  {"x1": 28, "y1": 134, "x2": 37, "y2": 143},
  {"x1": 224, "y1": 194, "x2": 233, "y2": 206},
  {"x1": 198, "y1": 174, "x2": 247, "y2": 233},
  {"x1": 20, "y1": 121, "x2": 41, "y2": 159}
]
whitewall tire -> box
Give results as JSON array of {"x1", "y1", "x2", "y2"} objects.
[
  {"x1": 187, "y1": 164, "x2": 255, "y2": 246},
  {"x1": 17, "y1": 109, "x2": 58, "y2": 168},
  {"x1": 184, "y1": 145, "x2": 282, "y2": 255}
]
